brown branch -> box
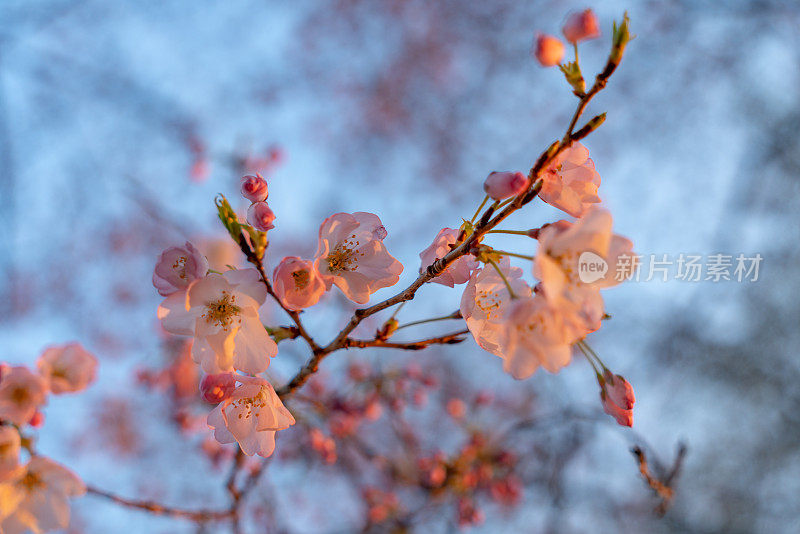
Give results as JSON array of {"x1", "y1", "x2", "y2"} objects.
[
  {"x1": 86, "y1": 486, "x2": 234, "y2": 522},
  {"x1": 343, "y1": 329, "x2": 470, "y2": 351},
  {"x1": 631, "y1": 444, "x2": 687, "y2": 516}
]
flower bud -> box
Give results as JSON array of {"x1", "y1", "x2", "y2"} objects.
[
  {"x1": 240, "y1": 174, "x2": 269, "y2": 203},
  {"x1": 28, "y1": 410, "x2": 45, "y2": 427},
  {"x1": 246, "y1": 201, "x2": 276, "y2": 232},
  {"x1": 600, "y1": 370, "x2": 635, "y2": 427},
  {"x1": 562, "y1": 9, "x2": 600, "y2": 43},
  {"x1": 483, "y1": 171, "x2": 529, "y2": 201},
  {"x1": 152, "y1": 241, "x2": 209, "y2": 297},
  {"x1": 200, "y1": 373, "x2": 237, "y2": 404},
  {"x1": 531, "y1": 34, "x2": 565, "y2": 67}
]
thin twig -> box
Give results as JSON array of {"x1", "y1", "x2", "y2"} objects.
[
  {"x1": 344, "y1": 329, "x2": 470, "y2": 351},
  {"x1": 86, "y1": 486, "x2": 234, "y2": 521}
]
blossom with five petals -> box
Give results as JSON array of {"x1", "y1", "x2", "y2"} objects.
[
  {"x1": 157, "y1": 269, "x2": 276, "y2": 375},
  {"x1": 539, "y1": 142, "x2": 601, "y2": 218},
  {"x1": 314, "y1": 212, "x2": 403, "y2": 304},
  {"x1": 207, "y1": 376, "x2": 295, "y2": 457},
  {"x1": 0, "y1": 456, "x2": 85, "y2": 534},
  {"x1": 36, "y1": 343, "x2": 97, "y2": 395},
  {"x1": 460, "y1": 257, "x2": 531, "y2": 356},
  {"x1": 419, "y1": 228, "x2": 478, "y2": 287},
  {"x1": 533, "y1": 208, "x2": 635, "y2": 333},
  {"x1": 498, "y1": 294, "x2": 583, "y2": 379}
]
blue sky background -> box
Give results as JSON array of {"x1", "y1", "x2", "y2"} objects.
[{"x1": 1, "y1": 1, "x2": 799, "y2": 532}]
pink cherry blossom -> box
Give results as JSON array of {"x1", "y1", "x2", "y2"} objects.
[
  {"x1": 200, "y1": 373, "x2": 237, "y2": 404},
  {"x1": 247, "y1": 201, "x2": 276, "y2": 232},
  {"x1": 0, "y1": 426, "x2": 21, "y2": 482},
  {"x1": 152, "y1": 241, "x2": 209, "y2": 297},
  {"x1": 531, "y1": 34, "x2": 565, "y2": 67},
  {"x1": 562, "y1": 9, "x2": 601, "y2": 44},
  {"x1": 498, "y1": 294, "x2": 583, "y2": 379},
  {"x1": 273, "y1": 256, "x2": 326, "y2": 310},
  {"x1": 0, "y1": 367, "x2": 47, "y2": 427},
  {"x1": 157, "y1": 269, "x2": 277, "y2": 375},
  {"x1": 240, "y1": 174, "x2": 269, "y2": 203},
  {"x1": 600, "y1": 371, "x2": 635, "y2": 427},
  {"x1": 419, "y1": 228, "x2": 478, "y2": 287},
  {"x1": 0, "y1": 456, "x2": 85, "y2": 534},
  {"x1": 207, "y1": 376, "x2": 295, "y2": 457},
  {"x1": 533, "y1": 208, "x2": 636, "y2": 332},
  {"x1": 36, "y1": 343, "x2": 98, "y2": 394},
  {"x1": 483, "y1": 172, "x2": 529, "y2": 201},
  {"x1": 314, "y1": 212, "x2": 403, "y2": 304},
  {"x1": 540, "y1": 142, "x2": 601, "y2": 218},
  {"x1": 460, "y1": 257, "x2": 531, "y2": 356}
]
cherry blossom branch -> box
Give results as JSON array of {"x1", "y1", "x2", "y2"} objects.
[
  {"x1": 85, "y1": 486, "x2": 235, "y2": 522},
  {"x1": 343, "y1": 329, "x2": 470, "y2": 350},
  {"x1": 394, "y1": 310, "x2": 462, "y2": 331},
  {"x1": 631, "y1": 445, "x2": 686, "y2": 516},
  {"x1": 275, "y1": 50, "x2": 624, "y2": 398}
]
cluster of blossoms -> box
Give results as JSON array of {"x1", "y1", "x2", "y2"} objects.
[
  {"x1": 416, "y1": 140, "x2": 636, "y2": 424},
  {"x1": 0, "y1": 344, "x2": 97, "y2": 533},
  {"x1": 154, "y1": 173, "x2": 409, "y2": 457}
]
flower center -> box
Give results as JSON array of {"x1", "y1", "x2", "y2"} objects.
[
  {"x1": 231, "y1": 388, "x2": 268, "y2": 420},
  {"x1": 10, "y1": 387, "x2": 29, "y2": 406},
  {"x1": 327, "y1": 234, "x2": 363, "y2": 274},
  {"x1": 20, "y1": 471, "x2": 44, "y2": 492},
  {"x1": 203, "y1": 291, "x2": 241, "y2": 329},
  {"x1": 476, "y1": 289, "x2": 503, "y2": 320},
  {"x1": 172, "y1": 256, "x2": 188, "y2": 280},
  {"x1": 292, "y1": 269, "x2": 310, "y2": 290}
]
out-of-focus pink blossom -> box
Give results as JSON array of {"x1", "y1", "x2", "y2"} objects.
[
  {"x1": 446, "y1": 398, "x2": 466, "y2": 419},
  {"x1": 600, "y1": 370, "x2": 635, "y2": 427},
  {"x1": 0, "y1": 456, "x2": 85, "y2": 533},
  {"x1": 272, "y1": 257, "x2": 326, "y2": 310},
  {"x1": 207, "y1": 376, "x2": 295, "y2": 457},
  {"x1": 419, "y1": 228, "x2": 478, "y2": 287},
  {"x1": 0, "y1": 367, "x2": 48, "y2": 426},
  {"x1": 309, "y1": 428, "x2": 337, "y2": 464},
  {"x1": 314, "y1": 212, "x2": 403, "y2": 304},
  {"x1": 498, "y1": 294, "x2": 583, "y2": 379},
  {"x1": 200, "y1": 373, "x2": 237, "y2": 404},
  {"x1": 157, "y1": 269, "x2": 276, "y2": 375},
  {"x1": 152, "y1": 241, "x2": 209, "y2": 297},
  {"x1": 563, "y1": 9, "x2": 601, "y2": 43},
  {"x1": 460, "y1": 257, "x2": 531, "y2": 357},
  {"x1": 483, "y1": 171, "x2": 529, "y2": 201},
  {"x1": 531, "y1": 34, "x2": 565, "y2": 67},
  {"x1": 540, "y1": 142, "x2": 602, "y2": 217},
  {"x1": 246, "y1": 201, "x2": 276, "y2": 232},
  {"x1": 240, "y1": 174, "x2": 269, "y2": 203},
  {"x1": 0, "y1": 426, "x2": 22, "y2": 482},
  {"x1": 457, "y1": 497, "x2": 485, "y2": 527},
  {"x1": 36, "y1": 342, "x2": 98, "y2": 394},
  {"x1": 534, "y1": 208, "x2": 636, "y2": 333}
]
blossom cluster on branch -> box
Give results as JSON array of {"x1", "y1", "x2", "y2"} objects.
[{"x1": 0, "y1": 9, "x2": 655, "y2": 533}]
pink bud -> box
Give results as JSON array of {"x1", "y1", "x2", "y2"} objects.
[
  {"x1": 483, "y1": 171, "x2": 529, "y2": 201},
  {"x1": 29, "y1": 410, "x2": 45, "y2": 427},
  {"x1": 200, "y1": 373, "x2": 236, "y2": 404},
  {"x1": 531, "y1": 34, "x2": 565, "y2": 67},
  {"x1": 446, "y1": 398, "x2": 466, "y2": 419},
  {"x1": 600, "y1": 370, "x2": 635, "y2": 427},
  {"x1": 562, "y1": 9, "x2": 601, "y2": 44},
  {"x1": 240, "y1": 174, "x2": 269, "y2": 203},
  {"x1": 246, "y1": 201, "x2": 276, "y2": 232}
]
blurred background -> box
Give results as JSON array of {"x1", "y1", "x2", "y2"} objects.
[{"x1": 1, "y1": 0, "x2": 799, "y2": 532}]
